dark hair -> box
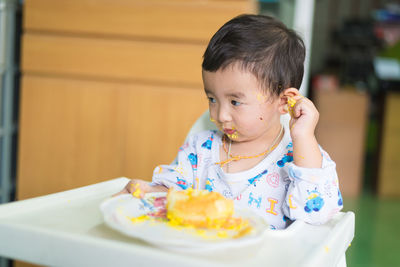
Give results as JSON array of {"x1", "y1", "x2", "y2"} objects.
[{"x1": 202, "y1": 14, "x2": 305, "y2": 96}]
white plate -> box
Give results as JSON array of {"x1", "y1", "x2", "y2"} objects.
[{"x1": 100, "y1": 193, "x2": 269, "y2": 252}]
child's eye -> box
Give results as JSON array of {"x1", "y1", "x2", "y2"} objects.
[
  {"x1": 208, "y1": 97, "x2": 216, "y2": 103},
  {"x1": 231, "y1": 100, "x2": 241, "y2": 106}
]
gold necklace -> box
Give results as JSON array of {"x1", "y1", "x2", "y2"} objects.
[{"x1": 216, "y1": 125, "x2": 284, "y2": 168}]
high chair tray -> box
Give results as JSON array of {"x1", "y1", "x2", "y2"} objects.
[{"x1": 0, "y1": 177, "x2": 354, "y2": 267}]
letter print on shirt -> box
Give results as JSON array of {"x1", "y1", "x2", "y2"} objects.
[
  {"x1": 266, "y1": 198, "x2": 278, "y2": 215},
  {"x1": 288, "y1": 194, "x2": 297, "y2": 209},
  {"x1": 248, "y1": 192, "x2": 262, "y2": 208}
]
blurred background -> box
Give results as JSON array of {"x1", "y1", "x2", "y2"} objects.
[{"x1": 0, "y1": 0, "x2": 399, "y2": 266}]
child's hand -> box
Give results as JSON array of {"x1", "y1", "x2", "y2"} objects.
[
  {"x1": 286, "y1": 94, "x2": 322, "y2": 168},
  {"x1": 113, "y1": 179, "x2": 168, "y2": 198},
  {"x1": 288, "y1": 95, "x2": 319, "y2": 140}
]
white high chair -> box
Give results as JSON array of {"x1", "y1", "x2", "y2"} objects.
[
  {"x1": 0, "y1": 111, "x2": 354, "y2": 267},
  {"x1": 186, "y1": 110, "x2": 355, "y2": 267}
]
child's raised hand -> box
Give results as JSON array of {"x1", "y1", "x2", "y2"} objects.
[
  {"x1": 285, "y1": 93, "x2": 322, "y2": 168},
  {"x1": 113, "y1": 179, "x2": 168, "y2": 198},
  {"x1": 287, "y1": 95, "x2": 319, "y2": 140}
]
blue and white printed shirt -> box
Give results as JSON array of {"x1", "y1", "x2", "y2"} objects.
[{"x1": 152, "y1": 127, "x2": 343, "y2": 229}]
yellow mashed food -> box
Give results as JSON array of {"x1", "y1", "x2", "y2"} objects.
[{"x1": 166, "y1": 188, "x2": 248, "y2": 231}]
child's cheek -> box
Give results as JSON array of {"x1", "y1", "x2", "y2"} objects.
[{"x1": 257, "y1": 115, "x2": 268, "y2": 127}]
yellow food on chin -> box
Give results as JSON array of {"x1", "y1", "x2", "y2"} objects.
[{"x1": 227, "y1": 132, "x2": 239, "y2": 140}]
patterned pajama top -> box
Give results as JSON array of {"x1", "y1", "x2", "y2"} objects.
[{"x1": 152, "y1": 127, "x2": 343, "y2": 229}]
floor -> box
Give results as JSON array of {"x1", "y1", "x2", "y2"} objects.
[{"x1": 343, "y1": 193, "x2": 400, "y2": 267}]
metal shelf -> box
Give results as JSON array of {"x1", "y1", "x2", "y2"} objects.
[
  {"x1": 0, "y1": 1, "x2": 18, "y2": 266},
  {"x1": 0, "y1": 0, "x2": 18, "y2": 209}
]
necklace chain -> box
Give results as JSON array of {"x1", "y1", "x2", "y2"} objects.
[{"x1": 215, "y1": 125, "x2": 283, "y2": 168}]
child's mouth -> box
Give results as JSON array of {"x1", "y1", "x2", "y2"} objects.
[{"x1": 223, "y1": 128, "x2": 236, "y2": 135}]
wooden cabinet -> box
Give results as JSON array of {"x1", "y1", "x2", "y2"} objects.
[
  {"x1": 17, "y1": 0, "x2": 255, "y2": 200},
  {"x1": 314, "y1": 90, "x2": 369, "y2": 197},
  {"x1": 378, "y1": 92, "x2": 400, "y2": 197},
  {"x1": 18, "y1": 76, "x2": 209, "y2": 198}
]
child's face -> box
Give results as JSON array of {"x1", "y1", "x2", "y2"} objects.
[{"x1": 202, "y1": 64, "x2": 282, "y2": 142}]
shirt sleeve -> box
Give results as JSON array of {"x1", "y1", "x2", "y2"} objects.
[
  {"x1": 282, "y1": 147, "x2": 343, "y2": 225},
  {"x1": 150, "y1": 134, "x2": 199, "y2": 190}
]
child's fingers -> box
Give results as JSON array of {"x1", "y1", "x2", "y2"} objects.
[
  {"x1": 293, "y1": 100, "x2": 304, "y2": 118},
  {"x1": 130, "y1": 180, "x2": 148, "y2": 198},
  {"x1": 289, "y1": 97, "x2": 302, "y2": 118},
  {"x1": 292, "y1": 96, "x2": 312, "y2": 118},
  {"x1": 291, "y1": 96, "x2": 320, "y2": 133},
  {"x1": 112, "y1": 179, "x2": 143, "y2": 197},
  {"x1": 287, "y1": 95, "x2": 304, "y2": 117}
]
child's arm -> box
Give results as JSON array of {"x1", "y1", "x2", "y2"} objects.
[
  {"x1": 151, "y1": 133, "x2": 201, "y2": 190},
  {"x1": 283, "y1": 148, "x2": 343, "y2": 225},
  {"x1": 114, "y1": 131, "x2": 207, "y2": 197},
  {"x1": 288, "y1": 95, "x2": 322, "y2": 168},
  {"x1": 283, "y1": 93, "x2": 342, "y2": 225}
]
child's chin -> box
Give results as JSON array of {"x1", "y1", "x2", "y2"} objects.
[{"x1": 226, "y1": 133, "x2": 240, "y2": 140}]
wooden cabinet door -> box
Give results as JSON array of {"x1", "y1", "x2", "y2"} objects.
[{"x1": 17, "y1": 76, "x2": 207, "y2": 199}]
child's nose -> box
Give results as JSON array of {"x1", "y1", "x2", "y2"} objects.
[{"x1": 217, "y1": 105, "x2": 231, "y2": 123}]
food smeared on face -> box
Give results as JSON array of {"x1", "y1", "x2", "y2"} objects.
[{"x1": 224, "y1": 126, "x2": 239, "y2": 140}]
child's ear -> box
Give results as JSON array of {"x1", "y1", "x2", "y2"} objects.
[{"x1": 278, "y1": 88, "x2": 300, "y2": 114}]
